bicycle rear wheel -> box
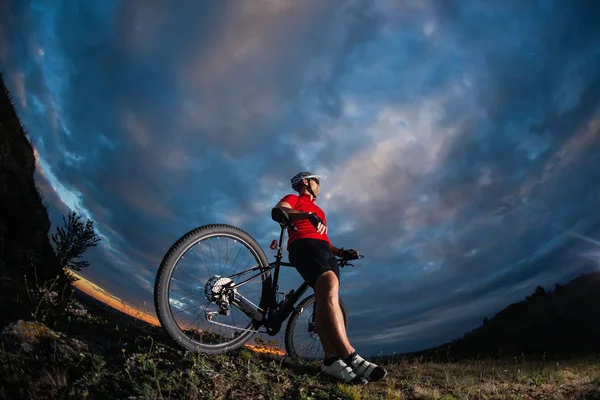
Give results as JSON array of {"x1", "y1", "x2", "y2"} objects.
[
  {"x1": 284, "y1": 294, "x2": 348, "y2": 362},
  {"x1": 154, "y1": 224, "x2": 272, "y2": 354}
]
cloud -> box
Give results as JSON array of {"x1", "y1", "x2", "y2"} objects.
[
  {"x1": 7, "y1": 69, "x2": 26, "y2": 108},
  {"x1": 3, "y1": 0, "x2": 600, "y2": 355}
]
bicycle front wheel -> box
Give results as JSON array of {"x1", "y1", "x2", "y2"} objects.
[
  {"x1": 154, "y1": 224, "x2": 272, "y2": 354},
  {"x1": 284, "y1": 294, "x2": 348, "y2": 362}
]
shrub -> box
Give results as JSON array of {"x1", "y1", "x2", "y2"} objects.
[{"x1": 51, "y1": 211, "x2": 101, "y2": 273}]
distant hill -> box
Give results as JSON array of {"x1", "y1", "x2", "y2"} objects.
[{"x1": 400, "y1": 271, "x2": 600, "y2": 361}]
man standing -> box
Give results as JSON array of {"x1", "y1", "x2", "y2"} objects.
[{"x1": 273, "y1": 172, "x2": 387, "y2": 385}]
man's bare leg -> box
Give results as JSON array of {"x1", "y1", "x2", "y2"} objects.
[
  {"x1": 314, "y1": 271, "x2": 388, "y2": 382},
  {"x1": 313, "y1": 271, "x2": 354, "y2": 359},
  {"x1": 313, "y1": 299, "x2": 338, "y2": 359}
]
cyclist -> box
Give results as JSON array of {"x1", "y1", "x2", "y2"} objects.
[{"x1": 273, "y1": 171, "x2": 388, "y2": 385}]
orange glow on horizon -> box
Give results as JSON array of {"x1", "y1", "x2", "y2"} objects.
[
  {"x1": 69, "y1": 271, "x2": 287, "y2": 356},
  {"x1": 69, "y1": 270, "x2": 161, "y2": 326},
  {"x1": 244, "y1": 343, "x2": 285, "y2": 356}
]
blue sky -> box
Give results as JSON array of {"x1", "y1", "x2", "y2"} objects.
[{"x1": 2, "y1": 0, "x2": 600, "y2": 355}]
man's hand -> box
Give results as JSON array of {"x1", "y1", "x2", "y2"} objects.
[
  {"x1": 308, "y1": 213, "x2": 327, "y2": 235},
  {"x1": 338, "y1": 248, "x2": 360, "y2": 260}
]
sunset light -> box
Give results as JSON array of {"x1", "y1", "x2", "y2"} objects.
[{"x1": 69, "y1": 270, "x2": 286, "y2": 355}]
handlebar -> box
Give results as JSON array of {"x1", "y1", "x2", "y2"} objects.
[{"x1": 337, "y1": 254, "x2": 364, "y2": 268}]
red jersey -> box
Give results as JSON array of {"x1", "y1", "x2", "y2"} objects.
[{"x1": 279, "y1": 193, "x2": 331, "y2": 248}]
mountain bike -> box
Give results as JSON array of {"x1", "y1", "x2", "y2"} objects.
[{"x1": 153, "y1": 208, "x2": 362, "y2": 361}]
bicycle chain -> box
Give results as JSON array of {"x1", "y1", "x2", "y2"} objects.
[{"x1": 205, "y1": 317, "x2": 261, "y2": 333}]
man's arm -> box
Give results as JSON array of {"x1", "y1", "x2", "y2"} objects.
[
  {"x1": 329, "y1": 243, "x2": 342, "y2": 257},
  {"x1": 330, "y1": 244, "x2": 360, "y2": 259},
  {"x1": 274, "y1": 201, "x2": 327, "y2": 235},
  {"x1": 274, "y1": 201, "x2": 312, "y2": 222}
]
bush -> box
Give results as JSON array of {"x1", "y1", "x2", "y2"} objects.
[
  {"x1": 533, "y1": 285, "x2": 547, "y2": 297},
  {"x1": 51, "y1": 211, "x2": 101, "y2": 273}
]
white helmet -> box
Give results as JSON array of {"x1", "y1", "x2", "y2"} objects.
[{"x1": 290, "y1": 171, "x2": 320, "y2": 190}]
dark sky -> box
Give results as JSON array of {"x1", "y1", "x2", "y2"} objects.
[{"x1": 2, "y1": 0, "x2": 600, "y2": 355}]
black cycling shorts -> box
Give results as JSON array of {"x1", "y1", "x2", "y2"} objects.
[{"x1": 288, "y1": 238, "x2": 339, "y2": 288}]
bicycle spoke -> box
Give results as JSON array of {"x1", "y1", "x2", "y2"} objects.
[
  {"x1": 217, "y1": 237, "x2": 222, "y2": 277},
  {"x1": 305, "y1": 338, "x2": 321, "y2": 359},
  {"x1": 189, "y1": 246, "x2": 212, "y2": 278},
  {"x1": 234, "y1": 256, "x2": 254, "y2": 278},
  {"x1": 208, "y1": 239, "x2": 216, "y2": 276},
  {"x1": 173, "y1": 265, "x2": 205, "y2": 286},
  {"x1": 229, "y1": 244, "x2": 244, "y2": 276},
  {"x1": 185, "y1": 307, "x2": 205, "y2": 331},
  {"x1": 295, "y1": 336, "x2": 314, "y2": 344},
  {"x1": 230, "y1": 247, "x2": 248, "y2": 276},
  {"x1": 225, "y1": 236, "x2": 231, "y2": 268},
  {"x1": 229, "y1": 297, "x2": 238, "y2": 329},
  {"x1": 172, "y1": 303, "x2": 200, "y2": 316}
]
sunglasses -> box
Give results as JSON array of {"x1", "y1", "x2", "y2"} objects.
[{"x1": 311, "y1": 178, "x2": 320, "y2": 185}]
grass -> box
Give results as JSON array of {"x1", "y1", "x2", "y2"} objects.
[{"x1": 1, "y1": 269, "x2": 599, "y2": 399}]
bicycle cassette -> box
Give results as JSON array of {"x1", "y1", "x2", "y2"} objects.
[{"x1": 205, "y1": 276, "x2": 235, "y2": 305}]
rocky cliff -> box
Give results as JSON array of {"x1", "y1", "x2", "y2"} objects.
[{"x1": 0, "y1": 74, "x2": 64, "y2": 301}]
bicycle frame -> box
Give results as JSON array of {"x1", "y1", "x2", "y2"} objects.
[{"x1": 225, "y1": 223, "x2": 310, "y2": 335}]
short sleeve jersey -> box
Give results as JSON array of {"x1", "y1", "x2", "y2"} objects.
[{"x1": 279, "y1": 193, "x2": 331, "y2": 248}]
